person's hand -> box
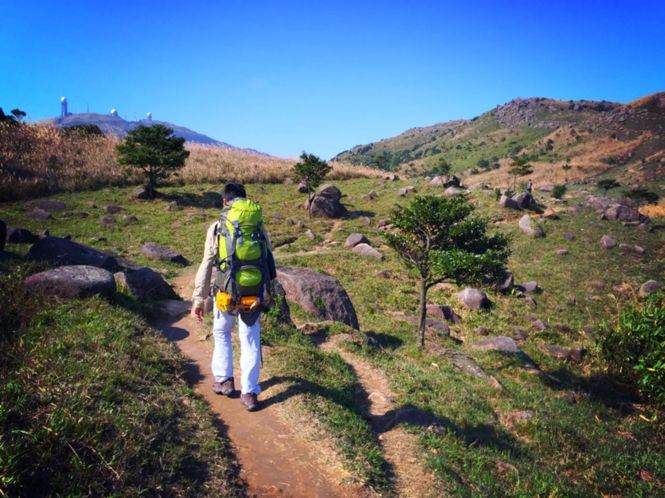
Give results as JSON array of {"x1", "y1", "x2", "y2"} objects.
[{"x1": 192, "y1": 306, "x2": 204, "y2": 321}]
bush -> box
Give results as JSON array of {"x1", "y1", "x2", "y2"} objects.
[
  {"x1": 597, "y1": 178, "x2": 620, "y2": 192},
  {"x1": 551, "y1": 185, "x2": 567, "y2": 199},
  {"x1": 625, "y1": 188, "x2": 659, "y2": 206},
  {"x1": 597, "y1": 291, "x2": 665, "y2": 406}
]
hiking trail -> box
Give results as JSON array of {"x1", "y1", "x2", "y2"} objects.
[{"x1": 155, "y1": 271, "x2": 366, "y2": 498}]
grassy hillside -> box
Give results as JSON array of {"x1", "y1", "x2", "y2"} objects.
[
  {"x1": 1, "y1": 177, "x2": 663, "y2": 495},
  {"x1": 333, "y1": 93, "x2": 665, "y2": 186}
]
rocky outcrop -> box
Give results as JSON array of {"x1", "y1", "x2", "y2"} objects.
[
  {"x1": 28, "y1": 208, "x2": 53, "y2": 220},
  {"x1": 140, "y1": 243, "x2": 189, "y2": 266},
  {"x1": 6, "y1": 226, "x2": 38, "y2": 244},
  {"x1": 638, "y1": 280, "x2": 662, "y2": 297},
  {"x1": 28, "y1": 236, "x2": 119, "y2": 271},
  {"x1": 114, "y1": 267, "x2": 178, "y2": 299},
  {"x1": 24, "y1": 265, "x2": 116, "y2": 300},
  {"x1": 344, "y1": 233, "x2": 370, "y2": 248},
  {"x1": 351, "y1": 243, "x2": 383, "y2": 260},
  {"x1": 276, "y1": 265, "x2": 359, "y2": 329},
  {"x1": 458, "y1": 288, "x2": 491, "y2": 310},
  {"x1": 444, "y1": 187, "x2": 463, "y2": 197},
  {"x1": 518, "y1": 215, "x2": 545, "y2": 237},
  {"x1": 305, "y1": 184, "x2": 346, "y2": 218}
]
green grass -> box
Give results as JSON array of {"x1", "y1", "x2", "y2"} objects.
[
  {"x1": 2, "y1": 178, "x2": 664, "y2": 495},
  {"x1": 0, "y1": 284, "x2": 244, "y2": 496}
]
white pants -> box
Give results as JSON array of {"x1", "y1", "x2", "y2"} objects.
[{"x1": 212, "y1": 309, "x2": 262, "y2": 395}]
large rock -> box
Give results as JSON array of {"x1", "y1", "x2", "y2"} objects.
[
  {"x1": 427, "y1": 304, "x2": 462, "y2": 324},
  {"x1": 518, "y1": 215, "x2": 545, "y2": 237},
  {"x1": 28, "y1": 208, "x2": 53, "y2": 220},
  {"x1": 132, "y1": 186, "x2": 151, "y2": 199},
  {"x1": 140, "y1": 243, "x2": 189, "y2": 266},
  {"x1": 599, "y1": 235, "x2": 617, "y2": 249},
  {"x1": 430, "y1": 176, "x2": 445, "y2": 186},
  {"x1": 458, "y1": 288, "x2": 491, "y2": 310},
  {"x1": 115, "y1": 267, "x2": 178, "y2": 299},
  {"x1": 296, "y1": 182, "x2": 308, "y2": 194},
  {"x1": 6, "y1": 226, "x2": 38, "y2": 244},
  {"x1": 28, "y1": 236, "x2": 119, "y2": 271},
  {"x1": 397, "y1": 315, "x2": 450, "y2": 336},
  {"x1": 512, "y1": 192, "x2": 538, "y2": 210},
  {"x1": 269, "y1": 279, "x2": 293, "y2": 326},
  {"x1": 304, "y1": 184, "x2": 346, "y2": 218},
  {"x1": 36, "y1": 199, "x2": 66, "y2": 212},
  {"x1": 0, "y1": 220, "x2": 5, "y2": 252},
  {"x1": 638, "y1": 280, "x2": 662, "y2": 297},
  {"x1": 399, "y1": 186, "x2": 417, "y2": 196},
  {"x1": 603, "y1": 205, "x2": 642, "y2": 222},
  {"x1": 499, "y1": 195, "x2": 521, "y2": 210},
  {"x1": 444, "y1": 187, "x2": 463, "y2": 197},
  {"x1": 539, "y1": 344, "x2": 584, "y2": 363},
  {"x1": 24, "y1": 265, "x2": 116, "y2": 300},
  {"x1": 276, "y1": 265, "x2": 359, "y2": 329},
  {"x1": 351, "y1": 243, "x2": 383, "y2": 260},
  {"x1": 470, "y1": 336, "x2": 521, "y2": 354},
  {"x1": 344, "y1": 233, "x2": 370, "y2": 248}
]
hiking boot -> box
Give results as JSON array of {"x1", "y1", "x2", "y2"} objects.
[
  {"x1": 240, "y1": 393, "x2": 258, "y2": 411},
  {"x1": 212, "y1": 377, "x2": 235, "y2": 396}
]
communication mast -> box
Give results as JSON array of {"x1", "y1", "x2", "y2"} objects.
[{"x1": 60, "y1": 96, "x2": 68, "y2": 117}]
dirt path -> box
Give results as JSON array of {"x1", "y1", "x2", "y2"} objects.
[
  {"x1": 155, "y1": 272, "x2": 364, "y2": 498},
  {"x1": 318, "y1": 335, "x2": 439, "y2": 498}
]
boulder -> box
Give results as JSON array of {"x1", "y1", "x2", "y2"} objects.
[
  {"x1": 518, "y1": 215, "x2": 545, "y2": 237},
  {"x1": 556, "y1": 248, "x2": 569, "y2": 256},
  {"x1": 276, "y1": 265, "x2": 359, "y2": 329},
  {"x1": 599, "y1": 235, "x2": 617, "y2": 249},
  {"x1": 106, "y1": 205, "x2": 124, "y2": 214},
  {"x1": 374, "y1": 270, "x2": 391, "y2": 279},
  {"x1": 518, "y1": 281, "x2": 539, "y2": 293},
  {"x1": 6, "y1": 226, "x2": 37, "y2": 244},
  {"x1": 304, "y1": 229, "x2": 316, "y2": 240},
  {"x1": 638, "y1": 280, "x2": 662, "y2": 297},
  {"x1": 36, "y1": 199, "x2": 66, "y2": 212},
  {"x1": 140, "y1": 243, "x2": 189, "y2": 266},
  {"x1": 397, "y1": 315, "x2": 450, "y2": 336},
  {"x1": 28, "y1": 208, "x2": 52, "y2": 220},
  {"x1": 115, "y1": 267, "x2": 178, "y2": 299},
  {"x1": 359, "y1": 216, "x2": 371, "y2": 226},
  {"x1": 562, "y1": 232, "x2": 574, "y2": 241},
  {"x1": 532, "y1": 319, "x2": 549, "y2": 331},
  {"x1": 496, "y1": 270, "x2": 514, "y2": 294},
  {"x1": 28, "y1": 236, "x2": 119, "y2": 271},
  {"x1": 305, "y1": 184, "x2": 346, "y2": 218},
  {"x1": 24, "y1": 265, "x2": 116, "y2": 300},
  {"x1": 443, "y1": 175, "x2": 461, "y2": 188},
  {"x1": 539, "y1": 344, "x2": 584, "y2": 363},
  {"x1": 62, "y1": 211, "x2": 89, "y2": 218},
  {"x1": 399, "y1": 186, "x2": 417, "y2": 196},
  {"x1": 122, "y1": 215, "x2": 138, "y2": 223},
  {"x1": 132, "y1": 186, "x2": 151, "y2": 199},
  {"x1": 512, "y1": 192, "x2": 537, "y2": 210},
  {"x1": 604, "y1": 205, "x2": 641, "y2": 222},
  {"x1": 511, "y1": 327, "x2": 529, "y2": 341},
  {"x1": 296, "y1": 182, "x2": 308, "y2": 194},
  {"x1": 427, "y1": 304, "x2": 462, "y2": 324},
  {"x1": 384, "y1": 174, "x2": 399, "y2": 181},
  {"x1": 543, "y1": 208, "x2": 559, "y2": 220},
  {"x1": 587, "y1": 195, "x2": 617, "y2": 211},
  {"x1": 430, "y1": 176, "x2": 445, "y2": 186},
  {"x1": 283, "y1": 177, "x2": 294, "y2": 185},
  {"x1": 444, "y1": 186, "x2": 463, "y2": 197},
  {"x1": 352, "y1": 243, "x2": 383, "y2": 260},
  {"x1": 458, "y1": 288, "x2": 491, "y2": 310},
  {"x1": 345, "y1": 233, "x2": 370, "y2": 248},
  {"x1": 470, "y1": 336, "x2": 521, "y2": 354},
  {"x1": 538, "y1": 185, "x2": 554, "y2": 192},
  {"x1": 0, "y1": 220, "x2": 5, "y2": 251},
  {"x1": 499, "y1": 194, "x2": 521, "y2": 210},
  {"x1": 99, "y1": 215, "x2": 116, "y2": 226},
  {"x1": 363, "y1": 191, "x2": 379, "y2": 201}
]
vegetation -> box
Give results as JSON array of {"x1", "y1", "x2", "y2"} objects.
[
  {"x1": 117, "y1": 125, "x2": 189, "y2": 199},
  {"x1": 61, "y1": 123, "x2": 104, "y2": 137},
  {"x1": 383, "y1": 195, "x2": 509, "y2": 347},
  {"x1": 597, "y1": 291, "x2": 665, "y2": 406},
  {"x1": 507, "y1": 156, "x2": 533, "y2": 189},
  {"x1": 292, "y1": 152, "x2": 332, "y2": 217},
  {"x1": 551, "y1": 184, "x2": 567, "y2": 199},
  {"x1": 598, "y1": 178, "x2": 620, "y2": 192},
  {"x1": 624, "y1": 187, "x2": 659, "y2": 206},
  {"x1": 0, "y1": 107, "x2": 26, "y2": 125}
]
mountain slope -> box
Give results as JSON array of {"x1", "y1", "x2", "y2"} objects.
[
  {"x1": 333, "y1": 92, "x2": 665, "y2": 184},
  {"x1": 43, "y1": 113, "x2": 268, "y2": 156}
]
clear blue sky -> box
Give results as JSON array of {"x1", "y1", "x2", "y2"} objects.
[{"x1": 2, "y1": 0, "x2": 664, "y2": 158}]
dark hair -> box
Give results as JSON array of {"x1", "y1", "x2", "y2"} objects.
[{"x1": 221, "y1": 183, "x2": 246, "y2": 202}]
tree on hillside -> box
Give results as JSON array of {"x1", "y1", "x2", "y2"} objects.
[
  {"x1": 508, "y1": 156, "x2": 533, "y2": 190},
  {"x1": 293, "y1": 152, "x2": 331, "y2": 217},
  {"x1": 0, "y1": 107, "x2": 26, "y2": 125},
  {"x1": 116, "y1": 125, "x2": 189, "y2": 199},
  {"x1": 383, "y1": 195, "x2": 509, "y2": 348},
  {"x1": 597, "y1": 178, "x2": 620, "y2": 193}
]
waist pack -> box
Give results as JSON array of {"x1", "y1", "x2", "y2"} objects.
[{"x1": 213, "y1": 198, "x2": 271, "y2": 311}]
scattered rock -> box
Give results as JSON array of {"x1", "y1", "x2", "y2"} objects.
[
  {"x1": 374, "y1": 270, "x2": 391, "y2": 279},
  {"x1": 518, "y1": 215, "x2": 544, "y2": 237},
  {"x1": 132, "y1": 186, "x2": 151, "y2": 199},
  {"x1": 352, "y1": 243, "x2": 383, "y2": 260},
  {"x1": 427, "y1": 304, "x2": 462, "y2": 324},
  {"x1": 504, "y1": 410, "x2": 535, "y2": 427},
  {"x1": 362, "y1": 191, "x2": 379, "y2": 201},
  {"x1": 562, "y1": 232, "x2": 574, "y2": 241},
  {"x1": 599, "y1": 235, "x2": 617, "y2": 249},
  {"x1": 532, "y1": 319, "x2": 549, "y2": 331},
  {"x1": 304, "y1": 229, "x2": 316, "y2": 240},
  {"x1": 121, "y1": 215, "x2": 138, "y2": 223},
  {"x1": 470, "y1": 336, "x2": 521, "y2": 354},
  {"x1": 512, "y1": 327, "x2": 529, "y2": 341},
  {"x1": 140, "y1": 243, "x2": 189, "y2": 266},
  {"x1": 439, "y1": 347, "x2": 502, "y2": 390},
  {"x1": 430, "y1": 176, "x2": 445, "y2": 186},
  {"x1": 458, "y1": 288, "x2": 491, "y2": 310},
  {"x1": 62, "y1": 211, "x2": 89, "y2": 218},
  {"x1": 499, "y1": 194, "x2": 521, "y2": 210},
  {"x1": 604, "y1": 205, "x2": 641, "y2": 222},
  {"x1": 283, "y1": 177, "x2": 294, "y2": 185},
  {"x1": 25, "y1": 265, "x2": 116, "y2": 300},
  {"x1": 543, "y1": 208, "x2": 559, "y2": 219},
  {"x1": 105, "y1": 205, "x2": 124, "y2": 214},
  {"x1": 305, "y1": 184, "x2": 346, "y2": 218},
  {"x1": 297, "y1": 182, "x2": 308, "y2": 194},
  {"x1": 399, "y1": 186, "x2": 417, "y2": 196},
  {"x1": 638, "y1": 280, "x2": 662, "y2": 297},
  {"x1": 36, "y1": 199, "x2": 66, "y2": 212},
  {"x1": 344, "y1": 233, "x2": 370, "y2": 248},
  {"x1": 638, "y1": 222, "x2": 652, "y2": 232},
  {"x1": 519, "y1": 281, "x2": 540, "y2": 293},
  {"x1": 6, "y1": 226, "x2": 37, "y2": 244},
  {"x1": 513, "y1": 192, "x2": 538, "y2": 210},
  {"x1": 359, "y1": 216, "x2": 371, "y2": 226},
  {"x1": 114, "y1": 267, "x2": 178, "y2": 299},
  {"x1": 475, "y1": 326, "x2": 490, "y2": 336},
  {"x1": 538, "y1": 185, "x2": 554, "y2": 192},
  {"x1": 99, "y1": 215, "x2": 116, "y2": 226},
  {"x1": 555, "y1": 324, "x2": 573, "y2": 334},
  {"x1": 398, "y1": 315, "x2": 450, "y2": 335},
  {"x1": 297, "y1": 220, "x2": 306, "y2": 229},
  {"x1": 444, "y1": 186, "x2": 463, "y2": 197},
  {"x1": 497, "y1": 271, "x2": 514, "y2": 294},
  {"x1": 277, "y1": 265, "x2": 359, "y2": 329},
  {"x1": 556, "y1": 248, "x2": 569, "y2": 256},
  {"x1": 384, "y1": 174, "x2": 399, "y2": 181},
  {"x1": 28, "y1": 236, "x2": 119, "y2": 270},
  {"x1": 28, "y1": 208, "x2": 52, "y2": 220},
  {"x1": 539, "y1": 344, "x2": 584, "y2": 363}
]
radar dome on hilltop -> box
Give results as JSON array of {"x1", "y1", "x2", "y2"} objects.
[
  {"x1": 146, "y1": 112, "x2": 152, "y2": 120},
  {"x1": 60, "y1": 96, "x2": 67, "y2": 103},
  {"x1": 110, "y1": 108, "x2": 118, "y2": 117}
]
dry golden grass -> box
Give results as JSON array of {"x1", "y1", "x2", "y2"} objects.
[
  {"x1": 0, "y1": 124, "x2": 381, "y2": 201},
  {"x1": 640, "y1": 197, "x2": 665, "y2": 218}
]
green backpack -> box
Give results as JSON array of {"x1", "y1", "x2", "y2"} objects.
[{"x1": 214, "y1": 198, "x2": 269, "y2": 301}]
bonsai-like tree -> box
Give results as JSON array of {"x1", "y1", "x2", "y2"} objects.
[
  {"x1": 293, "y1": 152, "x2": 331, "y2": 217},
  {"x1": 508, "y1": 156, "x2": 533, "y2": 190},
  {"x1": 384, "y1": 195, "x2": 509, "y2": 347},
  {"x1": 116, "y1": 125, "x2": 189, "y2": 199}
]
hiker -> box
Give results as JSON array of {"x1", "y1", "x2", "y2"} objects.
[
  {"x1": 191, "y1": 182, "x2": 276, "y2": 411},
  {"x1": 526, "y1": 179, "x2": 533, "y2": 193}
]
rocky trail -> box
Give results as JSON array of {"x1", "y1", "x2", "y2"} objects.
[{"x1": 155, "y1": 272, "x2": 365, "y2": 498}]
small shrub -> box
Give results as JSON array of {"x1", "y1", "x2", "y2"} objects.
[
  {"x1": 551, "y1": 185, "x2": 567, "y2": 199},
  {"x1": 597, "y1": 291, "x2": 665, "y2": 406},
  {"x1": 597, "y1": 178, "x2": 620, "y2": 192},
  {"x1": 625, "y1": 188, "x2": 659, "y2": 206}
]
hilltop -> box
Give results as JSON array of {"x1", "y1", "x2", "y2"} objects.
[
  {"x1": 333, "y1": 92, "x2": 665, "y2": 185},
  {"x1": 42, "y1": 112, "x2": 268, "y2": 155}
]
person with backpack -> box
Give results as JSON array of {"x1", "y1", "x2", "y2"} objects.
[{"x1": 191, "y1": 183, "x2": 276, "y2": 411}]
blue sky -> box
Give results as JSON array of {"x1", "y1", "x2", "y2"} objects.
[{"x1": 2, "y1": 0, "x2": 664, "y2": 158}]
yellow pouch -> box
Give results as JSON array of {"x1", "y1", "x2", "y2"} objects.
[{"x1": 215, "y1": 291, "x2": 232, "y2": 312}]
